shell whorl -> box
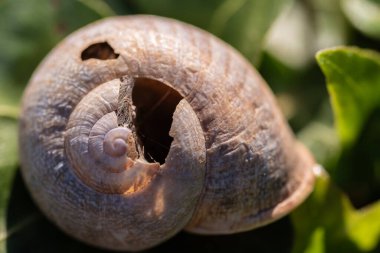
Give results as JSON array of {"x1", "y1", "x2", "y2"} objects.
[
  {"x1": 64, "y1": 79, "x2": 161, "y2": 194},
  {"x1": 102, "y1": 127, "x2": 131, "y2": 159},
  {"x1": 19, "y1": 15, "x2": 316, "y2": 251}
]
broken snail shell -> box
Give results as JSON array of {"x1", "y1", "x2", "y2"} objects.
[{"x1": 19, "y1": 15, "x2": 316, "y2": 251}]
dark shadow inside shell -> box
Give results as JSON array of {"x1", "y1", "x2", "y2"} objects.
[{"x1": 132, "y1": 78, "x2": 183, "y2": 164}]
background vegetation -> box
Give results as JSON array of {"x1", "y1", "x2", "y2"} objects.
[{"x1": 0, "y1": 0, "x2": 380, "y2": 252}]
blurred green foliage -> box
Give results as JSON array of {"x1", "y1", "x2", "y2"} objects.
[
  {"x1": 139, "y1": 0, "x2": 291, "y2": 65},
  {"x1": 0, "y1": 0, "x2": 380, "y2": 252},
  {"x1": 292, "y1": 172, "x2": 380, "y2": 253},
  {"x1": 341, "y1": 0, "x2": 380, "y2": 40}
]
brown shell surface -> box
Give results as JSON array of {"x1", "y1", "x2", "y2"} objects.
[{"x1": 19, "y1": 15, "x2": 316, "y2": 251}]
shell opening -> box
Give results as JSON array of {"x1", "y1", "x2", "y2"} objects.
[{"x1": 132, "y1": 78, "x2": 183, "y2": 164}]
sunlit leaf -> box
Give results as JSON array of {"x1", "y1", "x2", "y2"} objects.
[
  {"x1": 293, "y1": 47, "x2": 380, "y2": 253},
  {"x1": 304, "y1": 227, "x2": 325, "y2": 253},
  {"x1": 292, "y1": 172, "x2": 380, "y2": 253},
  {"x1": 341, "y1": 0, "x2": 380, "y2": 40},
  {"x1": 316, "y1": 47, "x2": 380, "y2": 147},
  {"x1": 78, "y1": 0, "x2": 116, "y2": 18}
]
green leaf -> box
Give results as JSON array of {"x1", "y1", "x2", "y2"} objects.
[
  {"x1": 341, "y1": 0, "x2": 380, "y2": 40},
  {"x1": 293, "y1": 47, "x2": 380, "y2": 252},
  {"x1": 77, "y1": 0, "x2": 116, "y2": 18},
  {"x1": 316, "y1": 47, "x2": 380, "y2": 147},
  {"x1": 292, "y1": 172, "x2": 380, "y2": 253},
  {"x1": 0, "y1": 117, "x2": 19, "y2": 253},
  {"x1": 131, "y1": 0, "x2": 292, "y2": 65}
]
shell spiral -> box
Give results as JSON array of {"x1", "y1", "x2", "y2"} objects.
[{"x1": 19, "y1": 15, "x2": 316, "y2": 251}]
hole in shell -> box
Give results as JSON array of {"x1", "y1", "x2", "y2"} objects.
[
  {"x1": 81, "y1": 42, "x2": 119, "y2": 61},
  {"x1": 132, "y1": 78, "x2": 183, "y2": 164}
]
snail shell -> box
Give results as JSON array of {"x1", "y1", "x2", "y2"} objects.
[{"x1": 19, "y1": 15, "x2": 316, "y2": 251}]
